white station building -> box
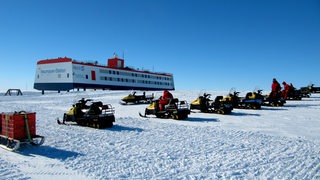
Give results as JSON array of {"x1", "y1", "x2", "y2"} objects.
[{"x1": 34, "y1": 55, "x2": 175, "y2": 93}]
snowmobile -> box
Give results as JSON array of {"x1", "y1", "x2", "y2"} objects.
[
  {"x1": 0, "y1": 111, "x2": 44, "y2": 151},
  {"x1": 246, "y1": 90, "x2": 285, "y2": 107},
  {"x1": 285, "y1": 88, "x2": 303, "y2": 100},
  {"x1": 299, "y1": 87, "x2": 311, "y2": 98},
  {"x1": 220, "y1": 90, "x2": 262, "y2": 110},
  {"x1": 190, "y1": 93, "x2": 233, "y2": 114},
  {"x1": 307, "y1": 84, "x2": 320, "y2": 93},
  {"x1": 121, "y1": 91, "x2": 154, "y2": 105},
  {"x1": 139, "y1": 98, "x2": 190, "y2": 120},
  {"x1": 57, "y1": 98, "x2": 115, "y2": 128}
]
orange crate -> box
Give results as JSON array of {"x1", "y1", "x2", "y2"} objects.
[{"x1": 1, "y1": 112, "x2": 36, "y2": 139}]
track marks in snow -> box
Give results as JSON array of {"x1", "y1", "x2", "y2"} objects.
[
  {"x1": 0, "y1": 160, "x2": 27, "y2": 179},
  {"x1": 0, "y1": 145, "x2": 92, "y2": 180},
  {"x1": 51, "y1": 119, "x2": 320, "y2": 179}
]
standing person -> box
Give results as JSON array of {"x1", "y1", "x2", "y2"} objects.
[
  {"x1": 271, "y1": 78, "x2": 281, "y2": 93},
  {"x1": 282, "y1": 81, "x2": 290, "y2": 100},
  {"x1": 159, "y1": 90, "x2": 173, "y2": 110},
  {"x1": 271, "y1": 78, "x2": 281, "y2": 101}
]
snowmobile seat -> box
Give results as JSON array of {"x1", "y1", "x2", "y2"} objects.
[
  {"x1": 245, "y1": 92, "x2": 253, "y2": 99},
  {"x1": 92, "y1": 101, "x2": 103, "y2": 107},
  {"x1": 214, "y1": 96, "x2": 223, "y2": 103},
  {"x1": 87, "y1": 103, "x2": 102, "y2": 115},
  {"x1": 102, "y1": 105, "x2": 110, "y2": 110},
  {"x1": 76, "y1": 102, "x2": 90, "y2": 110}
]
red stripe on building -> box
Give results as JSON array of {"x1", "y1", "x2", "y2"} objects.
[{"x1": 37, "y1": 57, "x2": 72, "y2": 65}]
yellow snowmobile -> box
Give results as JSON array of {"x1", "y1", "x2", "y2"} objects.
[
  {"x1": 121, "y1": 91, "x2": 154, "y2": 104},
  {"x1": 139, "y1": 98, "x2": 190, "y2": 120},
  {"x1": 246, "y1": 90, "x2": 285, "y2": 107},
  {"x1": 57, "y1": 98, "x2": 115, "y2": 128},
  {"x1": 220, "y1": 89, "x2": 262, "y2": 109},
  {"x1": 190, "y1": 93, "x2": 233, "y2": 114}
]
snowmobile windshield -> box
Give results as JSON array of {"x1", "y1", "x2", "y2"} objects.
[{"x1": 229, "y1": 88, "x2": 237, "y2": 94}]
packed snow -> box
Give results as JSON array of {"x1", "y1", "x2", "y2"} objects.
[{"x1": 0, "y1": 90, "x2": 319, "y2": 179}]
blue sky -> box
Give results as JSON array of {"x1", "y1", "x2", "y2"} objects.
[{"x1": 1, "y1": 0, "x2": 319, "y2": 92}]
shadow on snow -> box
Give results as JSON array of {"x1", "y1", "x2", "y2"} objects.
[
  {"x1": 282, "y1": 103, "x2": 320, "y2": 108},
  {"x1": 107, "y1": 124, "x2": 144, "y2": 132},
  {"x1": 186, "y1": 117, "x2": 219, "y2": 122},
  {"x1": 229, "y1": 111, "x2": 261, "y2": 116},
  {"x1": 18, "y1": 145, "x2": 82, "y2": 160}
]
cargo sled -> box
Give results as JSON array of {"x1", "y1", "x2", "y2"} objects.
[
  {"x1": 121, "y1": 91, "x2": 154, "y2": 105},
  {"x1": 220, "y1": 89, "x2": 262, "y2": 110},
  {"x1": 139, "y1": 98, "x2": 190, "y2": 120},
  {"x1": 0, "y1": 111, "x2": 44, "y2": 151},
  {"x1": 57, "y1": 98, "x2": 115, "y2": 128},
  {"x1": 190, "y1": 93, "x2": 233, "y2": 114}
]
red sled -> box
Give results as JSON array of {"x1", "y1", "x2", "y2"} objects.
[{"x1": 0, "y1": 111, "x2": 44, "y2": 151}]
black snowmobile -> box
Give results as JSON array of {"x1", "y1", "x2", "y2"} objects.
[
  {"x1": 190, "y1": 93, "x2": 233, "y2": 114},
  {"x1": 247, "y1": 90, "x2": 285, "y2": 107},
  {"x1": 121, "y1": 91, "x2": 154, "y2": 105},
  {"x1": 285, "y1": 88, "x2": 303, "y2": 100},
  {"x1": 307, "y1": 84, "x2": 320, "y2": 93},
  {"x1": 57, "y1": 98, "x2": 115, "y2": 128},
  {"x1": 220, "y1": 89, "x2": 262, "y2": 110},
  {"x1": 139, "y1": 98, "x2": 190, "y2": 120},
  {"x1": 299, "y1": 87, "x2": 311, "y2": 98}
]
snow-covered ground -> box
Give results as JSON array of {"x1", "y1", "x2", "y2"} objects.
[{"x1": 0, "y1": 90, "x2": 319, "y2": 179}]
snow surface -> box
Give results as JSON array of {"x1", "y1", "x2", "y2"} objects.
[{"x1": 0, "y1": 90, "x2": 319, "y2": 179}]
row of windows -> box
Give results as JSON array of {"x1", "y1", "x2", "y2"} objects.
[
  {"x1": 99, "y1": 76, "x2": 172, "y2": 86},
  {"x1": 37, "y1": 71, "x2": 173, "y2": 87},
  {"x1": 37, "y1": 73, "x2": 172, "y2": 86},
  {"x1": 99, "y1": 69, "x2": 172, "y2": 81},
  {"x1": 37, "y1": 73, "x2": 70, "y2": 79},
  {"x1": 100, "y1": 76, "x2": 135, "y2": 83}
]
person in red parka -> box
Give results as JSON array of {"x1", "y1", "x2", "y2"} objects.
[
  {"x1": 282, "y1": 81, "x2": 290, "y2": 100},
  {"x1": 271, "y1": 78, "x2": 281, "y2": 100},
  {"x1": 159, "y1": 90, "x2": 173, "y2": 111},
  {"x1": 271, "y1": 78, "x2": 281, "y2": 93}
]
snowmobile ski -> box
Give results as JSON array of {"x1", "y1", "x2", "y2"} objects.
[{"x1": 138, "y1": 112, "x2": 147, "y2": 118}]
